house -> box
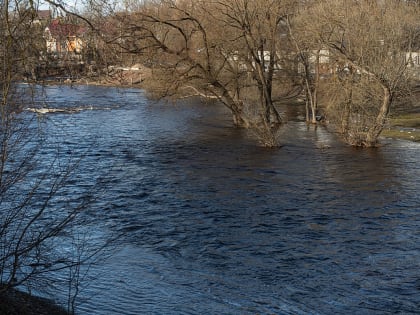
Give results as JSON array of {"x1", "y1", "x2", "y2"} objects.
[
  {"x1": 44, "y1": 19, "x2": 85, "y2": 58},
  {"x1": 298, "y1": 49, "x2": 333, "y2": 76},
  {"x1": 406, "y1": 51, "x2": 420, "y2": 79},
  {"x1": 406, "y1": 51, "x2": 420, "y2": 68}
]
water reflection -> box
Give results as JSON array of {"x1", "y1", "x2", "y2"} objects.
[{"x1": 29, "y1": 85, "x2": 420, "y2": 315}]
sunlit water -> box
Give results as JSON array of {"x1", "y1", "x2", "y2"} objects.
[{"x1": 27, "y1": 85, "x2": 420, "y2": 314}]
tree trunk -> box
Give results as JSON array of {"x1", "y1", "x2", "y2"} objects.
[
  {"x1": 310, "y1": 51, "x2": 320, "y2": 124},
  {"x1": 301, "y1": 57, "x2": 318, "y2": 124},
  {"x1": 365, "y1": 86, "x2": 392, "y2": 146},
  {"x1": 256, "y1": 66, "x2": 281, "y2": 126},
  {"x1": 268, "y1": 103, "x2": 281, "y2": 125},
  {"x1": 232, "y1": 111, "x2": 250, "y2": 128}
]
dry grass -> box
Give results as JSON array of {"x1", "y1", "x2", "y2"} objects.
[
  {"x1": 389, "y1": 113, "x2": 420, "y2": 128},
  {"x1": 382, "y1": 113, "x2": 420, "y2": 142},
  {"x1": 382, "y1": 128, "x2": 420, "y2": 142}
]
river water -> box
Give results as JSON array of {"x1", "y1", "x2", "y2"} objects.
[{"x1": 27, "y1": 85, "x2": 419, "y2": 314}]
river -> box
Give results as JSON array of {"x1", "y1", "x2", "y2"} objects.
[{"x1": 27, "y1": 85, "x2": 420, "y2": 314}]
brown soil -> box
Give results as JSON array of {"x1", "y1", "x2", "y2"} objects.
[{"x1": 82, "y1": 66, "x2": 152, "y2": 87}]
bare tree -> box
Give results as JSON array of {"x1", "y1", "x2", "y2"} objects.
[
  {"x1": 213, "y1": 0, "x2": 295, "y2": 125},
  {"x1": 286, "y1": 1, "x2": 326, "y2": 124},
  {"x1": 102, "y1": 0, "x2": 251, "y2": 127},
  {"x1": 211, "y1": 0, "x2": 302, "y2": 146},
  {"x1": 297, "y1": 0, "x2": 419, "y2": 146},
  {"x1": 96, "y1": 0, "x2": 298, "y2": 146},
  {"x1": 1, "y1": 1, "x2": 107, "y2": 312}
]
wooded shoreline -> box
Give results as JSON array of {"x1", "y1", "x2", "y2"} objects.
[{"x1": 34, "y1": 72, "x2": 420, "y2": 144}]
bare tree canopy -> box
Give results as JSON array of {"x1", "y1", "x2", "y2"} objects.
[
  {"x1": 89, "y1": 0, "x2": 419, "y2": 147},
  {"x1": 94, "y1": 0, "x2": 306, "y2": 146},
  {"x1": 290, "y1": 0, "x2": 420, "y2": 146}
]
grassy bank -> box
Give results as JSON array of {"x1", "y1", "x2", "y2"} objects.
[{"x1": 382, "y1": 113, "x2": 420, "y2": 142}]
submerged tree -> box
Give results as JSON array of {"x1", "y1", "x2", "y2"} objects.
[
  {"x1": 296, "y1": 0, "x2": 419, "y2": 146},
  {"x1": 60, "y1": 0, "x2": 419, "y2": 148},
  {"x1": 98, "y1": 0, "x2": 298, "y2": 146},
  {"x1": 211, "y1": 0, "x2": 299, "y2": 144},
  {"x1": 286, "y1": 1, "x2": 325, "y2": 125}
]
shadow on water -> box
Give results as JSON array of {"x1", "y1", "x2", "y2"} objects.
[{"x1": 28, "y1": 85, "x2": 420, "y2": 315}]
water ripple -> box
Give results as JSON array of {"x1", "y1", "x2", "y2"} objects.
[{"x1": 30, "y1": 85, "x2": 420, "y2": 315}]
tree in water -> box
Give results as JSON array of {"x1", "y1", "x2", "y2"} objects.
[
  {"x1": 100, "y1": 0, "x2": 298, "y2": 146},
  {"x1": 296, "y1": 0, "x2": 419, "y2": 146}
]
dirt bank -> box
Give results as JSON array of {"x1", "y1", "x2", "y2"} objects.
[{"x1": 0, "y1": 288, "x2": 68, "y2": 315}]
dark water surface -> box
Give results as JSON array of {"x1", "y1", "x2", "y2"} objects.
[{"x1": 32, "y1": 85, "x2": 419, "y2": 314}]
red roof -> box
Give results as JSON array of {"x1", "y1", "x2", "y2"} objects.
[{"x1": 48, "y1": 19, "x2": 86, "y2": 38}]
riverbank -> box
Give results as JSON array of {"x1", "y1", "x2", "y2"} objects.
[
  {"x1": 382, "y1": 86, "x2": 420, "y2": 142},
  {"x1": 382, "y1": 113, "x2": 420, "y2": 142},
  {"x1": 32, "y1": 64, "x2": 150, "y2": 89},
  {"x1": 0, "y1": 288, "x2": 68, "y2": 315},
  {"x1": 60, "y1": 71, "x2": 420, "y2": 144},
  {"x1": 74, "y1": 65, "x2": 150, "y2": 88}
]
